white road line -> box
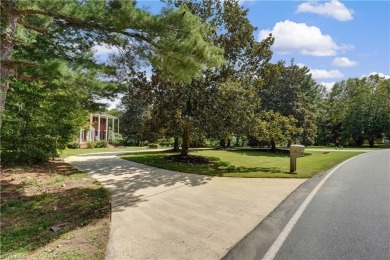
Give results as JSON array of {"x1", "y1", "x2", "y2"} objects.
[{"x1": 262, "y1": 153, "x2": 366, "y2": 260}]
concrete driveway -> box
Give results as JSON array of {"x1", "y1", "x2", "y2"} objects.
[{"x1": 65, "y1": 151, "x2": 305, "y2": 259}]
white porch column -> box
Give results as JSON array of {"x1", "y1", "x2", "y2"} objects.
[
  {"x1": 79, "y1": 128, "x2": 83, "y2": 143},
  {"x1": 105, "y1": 116, "x2": 109, "y2": 141},
  {"x1": 97, "y1": 114, "x2": 101, "y2": 140},
  {"x1": 112, "y1": 118, "x2": 115, "y2": 141},
  {"x1": 89, "y1": 113, "x2": 93, "y2": 141}
]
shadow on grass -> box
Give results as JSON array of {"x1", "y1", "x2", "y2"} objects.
[
  {"x1": 124, "y1": 153, "x2": 291, "y2": 176},
  {"x1": 0, "y1": 187, "x2": 109, "y2": 257},
  {"x1": 228, "y1": 149, "x2": 290, "y2": 158},
  {"x1": 205, "y1": 156, "x2": 292, "y2": 176},
  {"x1": 230, "y1": 149, "x2": 313, "y2": 158}
]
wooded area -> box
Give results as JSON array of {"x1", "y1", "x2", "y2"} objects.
[{"x1": 1, "y1": 0, "x2": 389, "y2": 165}]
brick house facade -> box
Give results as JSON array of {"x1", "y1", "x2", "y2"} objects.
[{"x1": 77, "y1": 112, "x2": 119, "y2": 144}]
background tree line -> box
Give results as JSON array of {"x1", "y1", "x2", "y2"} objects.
[
  {"x1": 121, "y1": 70, "x2": 390, "y2": 151},
  {"x1": 2, "y1": 0, "x2": 389, "y2": 165},
  {"x1": 316, "y1": 75, "x2": 390, "y2": 147}
]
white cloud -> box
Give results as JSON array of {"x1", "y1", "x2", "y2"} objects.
[
  {"x1": 310, "y1": 69, "x2": 344, "y2": 79},
  {"x1": 362, "y1": 72, "x2": 390, "y2": 79},
  {"x1": 296, "y1": 0, "x2": 353, "y2": 21},
  {"x1": 332, "y1": 57, "x2": 357, "y2": 67},
  {"x1": 320, "y1": 82, "x2": 335, "y2": 91},
  {"x1": 238, "y1": 0, "x2": 255, "y2": 5},
  {"x1": 295, "y1": 63, "x2": 344, "y2": 80},
  {"x1": 258, "y1": 20, "x2": 351, "y2": 56},
  {"x1": 98, "y1": 94, "x2": 124, "y2": 110}
]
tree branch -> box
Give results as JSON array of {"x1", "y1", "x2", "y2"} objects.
[
  {"x1": 16, "y1": 74, "x2": 46, "y2": 82},
  {"x1": 19, "y1": 21, "x2": 49, "y2": 34},
  {"x1": 12, "y1": 8, "x2": 154, "y2": 45},
  {"x1": 1, "y1": 60, "x2": 37, "y2": 69}
]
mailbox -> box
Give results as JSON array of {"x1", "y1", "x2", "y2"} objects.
[{"x1": 290, "y1": 144, "x2": 305, "y2": 172}]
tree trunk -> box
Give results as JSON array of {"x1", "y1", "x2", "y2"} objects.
[
  {"x1": 220, "y1": 139, "x2": 226, "y2": 149},
  {"x1": 302, "y1": 129, "x2": 308, "y2": 146},
  {"x1": 235, "y1": 134, "x2": 240, "y2": 146},
  {"x1": 368, "y1": 136, "x2": 374, "y2": 148},
  {"x1": 181, "y1": 125, "x2": 190, "y2": 156},
  {"x1": 227, "y1": 138, "x2": 231, "y2": 147},
  {"x1": 0, "y1": 84, "x2": 8, "y2": 126},
  {"x1": 270, "y1": 138, "x2": 276, "y2": 151},
  {"x1": 173, "y1": 135, "x2": 180, "y2": 152},
  {"x1": 0, "y1": 0, "x2": 19, "y2": 127},
  {"x1": 352, "y1": 135, "x2": 364, "y2": 146}
]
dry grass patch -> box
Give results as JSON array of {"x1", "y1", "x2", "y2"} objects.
[{"x1": 1, "y1": 160, "x2": 110, "y2": 260}]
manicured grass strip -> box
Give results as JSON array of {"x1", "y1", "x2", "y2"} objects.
[
  {"x1": 121, "y1": 149, "x2": 363, "y2": 178},
  {"x1": 306, "y1": 146, "x2": 385, "y2": 150},
  {"x1": 60, "y1": 146, "x2": 150, "y2": 157}
]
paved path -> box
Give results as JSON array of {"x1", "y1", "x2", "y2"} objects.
[{"x1": 65, "y1": 151, "x2": 305, "y2": 260}]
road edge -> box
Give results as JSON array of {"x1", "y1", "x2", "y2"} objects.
[{"x1": 222, "y1": 152, "x2": 367, "y2": 260}]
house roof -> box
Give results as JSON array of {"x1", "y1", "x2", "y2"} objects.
[{"x1": 92, "y1": 112, "x2": 119, "y2": 119}]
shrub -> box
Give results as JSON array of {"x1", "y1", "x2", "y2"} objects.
[
  {"x1": 96, "y1": 140, "x2": 108, "y2": 148},
  {"x1": 1, "y1": 78, "x2": 86, "y2": 165},
  {"x1": 109, "y1": 139, "x2": 124, "y2": 147},
  {"x1": 86, "y1": 141, "x2": 97, "y2": 149},
  {"x1": 67, "y1": 141, "x2": 80, "y2": 149},
  {"x1": 1, "y1": 134, "x2": 60, "y2": 166},
  {"x1": 122, "y1": 139, "x2": 145, "y2": 146},
  {"x1": 158, "y1": 138, "x2": 173, "y2": 147},
  {"x1": 148, "y1": 143, "x2": 158, "y2": 149},
  {"x1": 109, "y1": 132, "x2": 124, "y2": 147}
]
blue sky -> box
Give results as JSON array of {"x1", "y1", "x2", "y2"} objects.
[
  {"x1": 96, "y1": 0, "x2": 390, "y2": 106},
  {"x1": 242, "y1": 0, "x2": 390, "y2": 89}
]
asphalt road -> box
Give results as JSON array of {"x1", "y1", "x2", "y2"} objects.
[{"x1": 224, "y1": 149, "x2": 390, "y2": 260}]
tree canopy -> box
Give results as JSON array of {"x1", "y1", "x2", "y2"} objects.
[
  {"x1": 123, "y1": 0, "x2": 274, "y2": 155},
  {"x1": 1, "y1": 0, "x2": 225, "y2": 164},
  {"x1": 1, "y1": 0, "x2": 225, "y2": 123},
  {"x1": 324, "y1": 75, "x2": 390, "y2": 147}
]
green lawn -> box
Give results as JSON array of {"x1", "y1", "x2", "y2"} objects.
[
  {"x1": 306, "y1": 146, "x2": 383, "y2": 150},
  {"x1": 121, "y1": 149, "x2": 363, "y2": 178},
  {"x1": 60, "y1": 146, "x2": 151, "y2": 157}
]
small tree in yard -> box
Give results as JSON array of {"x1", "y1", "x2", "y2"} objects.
[{"x1": 250, "y1": 111, "x2": 301, "y2": 151}]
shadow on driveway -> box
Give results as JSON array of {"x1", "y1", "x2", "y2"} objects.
[{"x1": 65, "y1": 153, "x2": 213, "y2": 211}]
